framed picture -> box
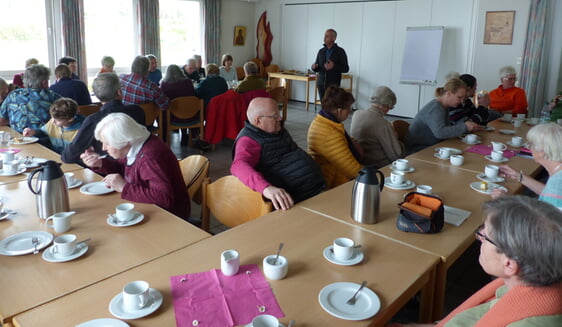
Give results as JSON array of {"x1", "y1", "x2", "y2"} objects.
[
  {"x1": 484, "y1": 11, "x2": 515, "y2": 45},
  {"x1": 234, "y1": 26, "x2": 246, "y2": 46}
]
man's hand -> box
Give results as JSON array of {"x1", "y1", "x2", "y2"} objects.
[
  {"x1": 262, "y1": 186, "x2": 294, "y2": 210},
  {"x1": 324, "y1": 60, "x2": 334, "y2": 71},
  {"x1": 102, "y1": 173, "x2": 127, "y2": 192},
  {"x1": 311, "y1": 63, "x2": 318, "y2": 70}
]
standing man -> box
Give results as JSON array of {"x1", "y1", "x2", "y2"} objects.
[{"x1": 311, "y1": 29, "x2": 349, "y2": 100}]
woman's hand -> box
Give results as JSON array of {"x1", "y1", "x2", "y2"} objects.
[
  {"x1": 465, "y1": 121, "x2": 483, "y2": 132},
  {"x1": 79, "y1": 147, "x2": 103, "y2": 168},
  {"x1": 22, "y1": 128, "x2": 35, "y2": 137},
  {"x1": 490, "y1": 187, "x2": 508, "y2": 199},
  {"x1": 102, "y1": 173, "x2": 127, "y2": 192},
  {"x1": 498, "y1": 165, "x2": 519, "y2": 180}
]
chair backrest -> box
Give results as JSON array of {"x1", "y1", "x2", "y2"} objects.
[
  {"x1": 201, "y1": 176, "x2": 273, "y2": 231},
  {"x1": 392, "y1": 119, "x2": 410, "y2": 142},
  {"x1": 249, "y1": 58, "x2": 265, "y2": 78},
  {"x1": 264, "y1": 64, "x2": 279, "y2": 73},
  {"x1": 168, "y1": 96, "x2": 203, "y2": 120},
  {"x1": 267, "y1": 86, "x2": 285, "y2": 103},
  {"x1": 236, "y1": 67, "x2": 245, "y2": 80},
  {"x1": 179, "y1": 155, "x2": 210, "y2": 205},
  {"x1": 78, "y1": 103, "x2": 102, "y2": 116},
  {"x1": 138, "y1": 102, "x2": 163, "y2": 137}
]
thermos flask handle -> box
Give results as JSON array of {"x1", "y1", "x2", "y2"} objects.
[
  {"x1": 377, "y1": 170, "x2": 385, "y2": 191},
  {"x1": 27, "y1": 167, "x2": 43, "y2": 195}
]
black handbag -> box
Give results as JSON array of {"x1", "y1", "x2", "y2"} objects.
[{"x1": 396, "y1": 192, "x2": 444, "y2": 233}]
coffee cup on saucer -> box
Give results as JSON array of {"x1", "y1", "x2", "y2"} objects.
[
  {"x1": 503, "y1": 113, "x2": 513, "y2": 121},
  {"x1": 465, "y1": 134, "x2": 478, "y2": 144},
  {"x1": 485, "y1": 165, "x2": 499, "y2": 179},
  {"x1": 491, "y1": 150, "x2": 504, "y2": 161},
  {"x1": 115, "y1": 203, "x2": 135, "y2": 223},
  {"x1": 438, "y1": 148, "x2": 451, "y2": 159},
  {"x1": 517, "y1": 114, "x2": 526, "y2": 119},
  {"x1": 122, "y1": 280, "x2": 150, "y2": 312},
  {"x1": 511, "y1": 136, "x2": 523, "y2": 146},
  {"x1": 64, "y1": 172, "x2": 77, "y2": 186},
  {"x1": 511, "y1": 119, "x2": 523, "y2": 128},
  {"x1": 390, "y1": 171, "x2": 405, "y2": 185},
  {"x1": 263, "y1": 255, "x2": 288, "y2": 280},
  {"x1": 333, "y1": 237, "x2": 355, "y2": 261},
  {"x1": 5, "y1": 160, "x2": 19, "y2": 173},
  {"x1": 2, "y1": 150, "x2": 15, "y2": 164},
  {"x1": 450, "y1": 155, "x2": 464, "y2": 166},
  {"x1": 251, "y1": 314, "x2": 280, "y2": 327},
  {"x1": 53, "y1": 234, "x2": 77, "y2": 257},
  {"x1": 393, "y1": 159, "x2": 409, "y2": 171},
  {"x1": 491, "y1": 142, "x2": 507, "y2": 151},
  {"x1": 416, "y1": 185, "x2": 433, "y2": 194}
]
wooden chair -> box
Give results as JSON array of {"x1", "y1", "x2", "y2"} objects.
[
  {"x1": 267, "y1": 86, "x2": 288, "y2": 121},
  {"x1": 179, "y1": 154, "x2": 210, "y2": 205},
  {"x1": 264, "y1": 64, "x2": 279, "y2": 74},
  {"x1": 201, "y1": 176, "x2": 273, "y2": 232},
  {"x1": 392, "y1": 119, "x2": 410, "y2": 142},
  {"x1": 138, "y1": 102, "x2": 163, "y2": 139},
  {"x1": 236, "y1": 67, "x2": 245, "y2": 80},
  {"x1": 249, "y1": 58, "x2": 266, "y2": 78},
  {"x1": 166, "y1": 96, "x2": 204, "y2": 146},
  {"x1": 78, "y1": 103, "x2": 102, "y2": 116}
]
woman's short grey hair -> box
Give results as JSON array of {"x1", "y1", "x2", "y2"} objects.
[
  {"x1": 526, "y1": 123, "x2": 562, "y2": 162},
  {"x1": 131, "y1": 56, "x2": 150, "y2": 76},
  {"x1": 101, "y1": 56, "x2": 115, "y2": 67},
  {"x1": 499, "y1": 66, "x2": 517, "y2": 79},
  {"x1": 23, "y1": 64, "x2": 50, "y2": 88},
  {"x1": 206, "y1": 63, "x2": 220, "y2": 76},
  {"x1": 482, "y1": 196, "x2": 562, "y2": 286},
  {"x1": 244, "y1": 61, "x2": 258, "y2": 75},
  {"x1": 370, "y1": 86, "x2": 396, "y2": 107},
  {"x1": 95, "y1": 113, "x2": 150, "y2": 149},
  {"x1": 92, "y1": 73, "x2": 121, "y2": 102},
  {"x1": 162, "y1": 64, "x2": 186, "y2": 83}
]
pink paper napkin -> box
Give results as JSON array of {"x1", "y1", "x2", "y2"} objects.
[
  {"x1": 0, "y1": 149, "x2": 22, "y2": 153},
  {"x1": 170, "y1": 264, "x2": 284, "y2": 327},
  {"x1": 465, "y1": 145, "x2": 517, "y2": 158}
]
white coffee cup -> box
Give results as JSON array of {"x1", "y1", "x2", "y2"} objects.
[
  {"x1": 449, "y1": 154, "x2": 464, "y2": 166},
  {"x1": 416, "y1": 185, "x2": 433, "y2": 194},
  {"x1": 53, "y1": 234, "x2": 77, "y2": 257},
  {"x1": 390, "y1": 171, "x2": 405, "y2": 185},
  {"x1": 2, "y1": 150, "x2": 15, "y2": 163},
  {"x1": 221, "y1": 249, "x2": 240, "y2": 276},
  {"x1": 333, "y1": 237, "x2": 355, "y2": 261},
  {"x1": 263, "y1": 255, "x2": 288, "y2": 280},
  {"x1": 511, "y1": 136, "x2": 523, "y2": 146},
  {"x1": 491, "y1": 142, "x2": 507, "y2": 151},
  {"x1": 64, "y1": 172, "x2": 77, "y2": 186},
  {"x1": 465, "y1": 134, "x2": 478, "y2": 144},
  {"x1": 393, "y1": 159, "x2": 409, "y2": 171},
  {"x1": 5, "y1": 160, "x2": 19, "y2": 173},
  {"x1": 485, "y1": 165, "x2": 499, "y2": 179},
  {"x1": 46, "y1": 212, "x2": 74, "y2": 233},
  {"x1": 503, "y1": 113, "x2": 513, "y2": 121},
  {"x1": 122, "y1": 281, "x2": 150, "y2": 312},
  {"x1": 115, "y1": 203, "x2": 135, "y2": 222},
  {"x1": 530, "y1": 117, "x2": 540, "y2": 124},
  {"x1": 517, "y1": 114, "x2": 526, "y2": 119},
  {"x1": 511, "y1": 119, "x2": 523, "y2": 128},
  {"x1": 251, "y1": 314, "x2": 280, "y2": 327},
  {"x1": 438, "y1": 148, "x2": 451, "y2": 159},
  {"x1": 491, "y1": 150, "x2": 504, "y2": 161}
]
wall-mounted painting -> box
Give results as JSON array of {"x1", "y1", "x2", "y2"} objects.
[
  {"x1": 484, "y1": 11, "x2": 515, "y2": 45},
  {"x1": 234, "y1": 26, "x2": 246, "y2": 46}
]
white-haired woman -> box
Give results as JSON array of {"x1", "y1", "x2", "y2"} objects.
[
  {"x1": 350, "y1": 86, "x2": 404, "y2": 168},
  {"x1": 488, "y1": 66, "x2": 528, "y2": 120},
  {"x1": 80, "y1": 113, "x2": 191, "y2": 221},
  {"x1": 491, "y1": 123, "x2": 562, "y2": 208}
]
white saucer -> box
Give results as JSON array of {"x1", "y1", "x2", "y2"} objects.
[
  {"x1": 323, "y1": 245, "x2": 364, "y2": 266},
  {"x1": 499, "y1": 129, "x2": 516, "y2": 135},
  {"x1": 42, "y1": 243, "x2": 88, "y2": 262},
  {"x1": 390, "y1": 164, "x2": 415, "y2": 173},
  {"x1": 506, "y1": 141, "x2": 524, "y2": 148},
  {"x1": 0, "y1": 167, "x2": 27, "y2": 176},
  {"x1": 470, "y1": 181, "x2": 507, "y2": 195},
  {"x1": 461, "y1": 138, "x2": 481, "y2": 145},
  {"x1": 80, "y1": 182, "x2": 114, "y2": 195},
  {"x1": 318, "y1": 282, "x2": 380, "y2": 320},
  {"x1": 109, "y1": 288, "x2": 162, "y2": 320},
  {"x1": 384, "y1": 179, "x2": 415, "y2": 190},
  {"x1": 476, "y1": 173, "x2": 505, "y2": 183},
  {"x1": 485, "y1": 155, "x2": 509, "y2": 163},
  {"x1": 77, "y1": 318, "x2": 129, "y2": 327},
  {"x1": 435, "y1": 147, "x2": 462, "y2": 155},
  {"x1": 433, "y1": 153, "x2": 450, "y2": 160},
  {"x1": 107, "y1": 212, "x2": 144, "y2": 227},
  {"x1": 484, "y1": 126, "x2": 495, "y2": 131},
  {"x1": 17, "y1": 157, "x2": 47, "y2": 168},
  {"x1": 68, "y1": 179, "x2": 84, "y2": 189}
]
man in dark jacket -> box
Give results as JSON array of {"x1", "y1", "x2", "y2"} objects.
[{"x1": 311, "y1": 29, "x2": 349, "y2": 100}]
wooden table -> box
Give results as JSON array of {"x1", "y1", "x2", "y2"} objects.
[
  {"x1": 268, "y1": 72, "x2": 316, "y2": 111},
  {"x1": 13, "y1": 207, "x2": 439, "y2": 327},
  {"x1": 0, "y1": 169, "x2": 211, "y2": 320}
]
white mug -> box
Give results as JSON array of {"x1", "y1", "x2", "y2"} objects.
[
  {"x1": 5, "y1": 160, "x2": 19, "y2": 173},
  {"x1": 115, "y1": 203, "x2": 135, "y2": 222},
  {"x1": 438, "y1": 148, "x2": 451, "y2": 159},
  {"x1": 416, "y1": 185, "x2": 433, "y2": 194},
  {"x1": 64, "y1": 172, "x2": 77, "y2": 186},
  {"x1": 53, "y1": 234, "x2": 77, "y2": 257},
  {"x1": 333, "y1": 237, "x2": 355, "y2": 261},
  {"x1": 393, "y1": 159, "x2": 409, "y2": 171},
  {"x1": 450, "y1": 154, "x2": 464, "y2": 166},
  {"x1": 491, "y1": 142, "x2": 507, "y2": 151},
  {"x1": 46, "y1": 212, "x2": 73, "y2": 233},
  {"x1": 2, "y1": 151, "x2": 15, "y2": 163},
  {"x1": 122, "y1": 281, "x2": 150, "y2": 312},
  {"x1": 390, "y1": 171, "x2": 405, "y2": 185},
  {"x1": 511, "y1": 119, "x2": 523, "y2": 128},
  {"x1": 511, "y1": 136, "x2": 523, "y2": 146},
  {"x1": 516, "y1": 114, "x2": 526, "y2": 119},
  {"x1": 485, "y1": 165, "x2": 499, "y2": 179},
  {"x1": 221, "y1": 249, "x2": 240, "y2": 276},
  {"x1": 263, "y1": 255, "x2": 288, "y2": 280},
  {"x1": 465, "y1": 134, "x2": 478, "y2": 144},
  {"x1": 503, "y1": 113, "x2": 513, "y2": 121},
  {"x1": 251, "y1": 315, "x2": 280, "y2": 327},
  {"x1": 491, "y1": 150, "x2": 504, "y2": 161}
]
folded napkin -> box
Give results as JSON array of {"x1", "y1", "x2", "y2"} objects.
[
  {"x1": 465, "y1": 145, "x2": 517, "y2": 158},
  {"x1": 170, "y1": 264, "x2": 284, "y2": 327},
  {"x1": 444, "y1": 205, "x2": 471, "y2": 226}
]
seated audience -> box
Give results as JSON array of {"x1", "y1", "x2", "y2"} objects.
[
  {"x1": 23, "y1": 98, "x2": 85, "y2": 153},
  {"x1": 232, "y1": 97, "x2": 325, "y2": 210},
  {"x1": 160, "y1": 64, "x2": 195, "y2": 100},
  {"x1": 195, "y1": 63, "x2": 228, "y2": 107},
  {"x1": 308, "y1": 86, "x2": 362, "y2": 188},
  {"x1": 194, "y1": 54, "x2": 206, "y2": 79},
  {"x1": 119, "y1": 56, "x2": 169, "y2": 110},
  {"x1": 12, "y1": 58, "x2": 39, "y2": 88},
  {"x1": 59, "y1": 56, "x2": 80, "y2": 80},
  {"x1": 488, "y1": 66, "x2": 528, "y2": 119},
  {"x1": 146, "y1": 54, "x2": 162, "y2": 85},
  {"x1": 449, "y1": 74, "x2": 489, "y2": 125},
  {"x1": 219, "y1": 54, "x2": 237, "y2": 82},
  {"x1": 99, "y1": 56, "x2": 115, "y2": 74},
  {"x1": 61, "y1": 73, "x2": 145, "y2": 164},
  {"x1": 393, "y1": 196, "x2": 562, "y2": 327},
  {"x1": 235, "y1": 61, "x2": 266, "y2": 94},
  {"x1": 49, "y1": 64, "x2": 92, "y2": 105},
  {"x1": 547, "y1": 93, "x2": 562, "y2": 122},
  {"x1": 491, "y1": 123, "x2": 562, "y2": 208},
  {"x1": 404, "y1": 78, "x2": 482, "y2": 154},
  {"x1": 0, "y1": 64, "x2": 61, "y2": 133},
  {"x1": 80, "y1": 113, "x2": 191, "y2": 221},
  {"x1": 183, "y1": 58, "x2": 200, "y2": 83},
  {"x1": 0, "y1": 78, "x2": 9, "y2": 106},
  {"x1": 350, "y1": 86, "x2": 404, "y2": 168}
]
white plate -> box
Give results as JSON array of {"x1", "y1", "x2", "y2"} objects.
[
  {"x1": 470, "y1": 181, "x2": 507, "y2": 195},
  {"x1": 323, "y1": 245, "x2": 364, "y2": 266},
  {"x1": 318, "y1": 282, "x2": 380, "y2": 320},
  {"x1": 107, "y1": 212, "x2": 144, "y2": 227},
  {"x1": 390, "y1": 163, "x2": 415, "y2": 173},
  {"x1": 484, "y1": 155, "x2": 509, "y2": 163},
  {"x1": 435, "y1": 147, "x2": 462, "y2": 155},
  {"x1": 384, "y1": 179, "x2": 415, "y2": 190},
  {"x1": 476, "y1": 173, "x2": 505, "y2": 183},
  {"x1": 0, "y1": 167, "x2": 27, "y2": 176},
  {"x1": 433, "y1": 153, "x2": 450, "y2": 160},
  {"x1": 68, "y1": 179, "x2": 84, "y2": 189},
  {"x1": 80, "y1": 182, "x2": 114, "y2": 195},
  {"x1": 42, "y1": 243, "x2": 88, "y2": 262},
  {"x1": 0, "y1": 231, "x2": 53, "y2": 256},
  {"x1": 109, "y1": 288, "x2": 163, "y2": 320},
  {"x1": 9, "y1": 136, "x2": 39, "y2": 145},
  {"x1": 77, "y1": 318, "x2": 129, "y2": 327},
  {"x1": 505, "y1": 141, "x2": 525, "y2": 148},
  {"x1": 499, "y1": 129, "x2": 516, "y2": 135}
]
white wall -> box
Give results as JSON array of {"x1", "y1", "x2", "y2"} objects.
[{"x1": 218, "y1": 0, "x2": 257, "y2": 68}]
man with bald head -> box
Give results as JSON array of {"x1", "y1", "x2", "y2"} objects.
[{"x1": 231, "y1": 97, "x2": 326, "y2": 210}]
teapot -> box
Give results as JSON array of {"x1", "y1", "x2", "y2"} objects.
[
  {"x1": 27, "y1": 160, "x2": 70, "y2": 219},
  {"x1": 351, "y1": 166, "x2": 384, "y2": 224}
]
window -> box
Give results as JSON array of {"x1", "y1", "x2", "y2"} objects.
[{"x1": 159, "y1": 0, "x2": 201, "y2": 68}]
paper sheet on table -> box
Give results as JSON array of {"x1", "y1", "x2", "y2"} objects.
[{"x1": 444, "y1": 205, "x2": 471, "y2": 226}]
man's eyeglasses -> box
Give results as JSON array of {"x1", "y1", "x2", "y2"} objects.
[
  {"x1": 475, "y1": 224, "x2": 497, "y2": 247},
  {"x1": 260, "y1": 114, "x2": 281, "y2": 120}
]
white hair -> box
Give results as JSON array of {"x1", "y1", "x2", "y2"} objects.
[{"x1": 95, "y1": 113, "x2": 150, "y2": 149}]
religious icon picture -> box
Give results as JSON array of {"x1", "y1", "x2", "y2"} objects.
[
  {"x1": 484, "y1": 11, "x2": 515, "y2": 45},
  {"x1": 234, "y1": 26, "x2": 246, "y2": 46}
]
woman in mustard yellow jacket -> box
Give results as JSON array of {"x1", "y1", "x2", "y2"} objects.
[{"x1": 307, "y1": 86, "x2": 362, "y2": 188}]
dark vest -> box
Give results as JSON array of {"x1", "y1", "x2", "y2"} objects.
[{"x1": 234, "y1": 122, "x2": 326, "y2": 202}]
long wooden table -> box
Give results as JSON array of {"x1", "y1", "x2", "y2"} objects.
[
  {"x1": 13, "y1": 207, "x2": 439, "y2": 327},
  {"x1": 268, "y1": 72, "x2": 316, "y2": 111}
]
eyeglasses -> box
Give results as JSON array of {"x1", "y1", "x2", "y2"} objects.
[
  {"x1": 503, "y1": 77, "x2": 517, "y2": 81},
  {"x1": 475, "y1": 224, "x2": 497, "y2": 247},
  {"x1": 260, "y1": 114, "x2": 281, "y2": 120}
]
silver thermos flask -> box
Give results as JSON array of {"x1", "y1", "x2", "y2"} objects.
[
  {"x1": 27, "y1": 160, "x2": 70, "y2": 219},
  {"x1": 351, "y1": 166, "x2": 385, "y2": 224}
]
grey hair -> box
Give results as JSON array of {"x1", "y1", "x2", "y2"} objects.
[
  {"x1": 95, "y1": 113, "x2": 150, "y2": 149},
  {"x1": 92, "y1": 73, "x2": 121, "y2": 102},
  {"x1": 243, "y1": 61, "x2": 258, "y2": 75},
  {"x1": 131, "y1": 56, "x2": 150, "y2": 76},
  {"x1": 526, "y1": 123, "x2": 562, "y2": 162},
  {"x1": 206, "y1": 63, "x2": 219, "y2": 76},
  {"x1": 162, "y1": 64, "x2": 186, "y2": 83},
  {"x1": 482, "y1": 196, "x2": 562, "y2": 286},
  {"x1": 499, "y1": 66, "x2": 517, "y2": 79},
  {"x1": 370, "y1": 86, "x2": 397, "y2": 107},
  {"x1": 101, "y1": 56, "x2": 115, "y2": 67},
  {"x1": 25, "y1": 58, "x2": 39, "y2": 67},
  {"x1": 23, "y1": 64, "x2": 50, "y2": 88}
]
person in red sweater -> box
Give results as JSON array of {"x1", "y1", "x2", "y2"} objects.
[{"x1": 488, "y1": 66, "x2": 528, "y2": 120}]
